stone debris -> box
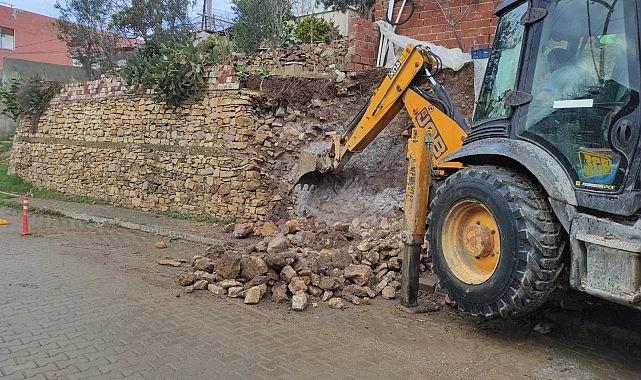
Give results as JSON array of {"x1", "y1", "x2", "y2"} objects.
[
  {"x1": 193, "y1": 257, "x2": 215, "y2": 272},
  {"x1": 225, "y1": 40, "x2": 350, "y2": 74},
  {"x1": 291, "y1": 292, "x2": 308, "y2": 311},
  {"x1": 158, "y1": 258, "x2": 182, "y2": 267},
  {"x1": 208, "y1": 284, "x2": 226, "y2": 295},
  {"x1": 288, "y1": 276, "x2": 308, "y2": 294},
  {"x1": 155, "y1": 240, "x2": 168, "y2": 249},
  {"x1": 244, "y1": 284, "x2": 267, "y2": 304},
  {"x1": 381, "y1": 286, "x2": 396, "y2": 300},
  {"x1": 193, "y1": 279, "x2": 209, "y2": 290},
  {"x1": 233, "y1": 223, "x2": 254, "y2": 239},
  {"x1": 176, "y1": 217, "x2": 433, "y2": 312},
  {"x1": 227, "y1": 286, "x2": 244, "y2": 298},
  {"x1": 280, "y1": 265, "x2": 297, "y2": 284},
  {"x1": 271, "y1": 282, "x2": 289, "y2": 303},
  {"x1": 328, "y1": 297, "x2": 346, "y2": 310},
  {"x1": 178, "y1": 271, "x2": 196, "y2": 286}
]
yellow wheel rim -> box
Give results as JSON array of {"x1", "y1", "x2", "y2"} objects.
[{"x1": 442, "y1": 199, "x2": 501, "y2": 285}]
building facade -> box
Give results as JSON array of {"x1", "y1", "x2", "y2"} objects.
[
  {"x1": 348, "y1": 0, "x2": 503, "y2": 69},
  {"x1": 0, "y1": 5, "x2": 73, "y2": 68}
]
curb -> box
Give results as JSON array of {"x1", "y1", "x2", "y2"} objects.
[
  {"x1": 59, "y1": 210, "x2": 225, "y2": 246},
  {"x1": 1, "y1": 197, "x2": 223, "y2": 246}
]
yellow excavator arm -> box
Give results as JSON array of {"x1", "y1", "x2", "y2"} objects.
[{"x1": 296, "y1": 44, "x2": 470, "y2": 307}]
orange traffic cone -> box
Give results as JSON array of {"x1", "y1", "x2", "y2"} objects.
[{"x1": 21, "y1": 194, "x2": 31, "y2": 236}]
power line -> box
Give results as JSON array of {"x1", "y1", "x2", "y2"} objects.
[{"x1": 14, "y1": 38, "x2": 60, "y2": 49}]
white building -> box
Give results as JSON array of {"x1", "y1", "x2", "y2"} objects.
[{"x1": 293, "y1": 1, "x2": 358, "y2": 38}]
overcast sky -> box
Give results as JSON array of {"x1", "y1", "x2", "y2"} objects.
[{"x1": 8, "y1": 0, "x2": 234, "y2": 18}]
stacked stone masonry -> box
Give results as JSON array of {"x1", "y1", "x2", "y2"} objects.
[{"x1": 9, "y1": 67, "x2": 276, "y2": 222}]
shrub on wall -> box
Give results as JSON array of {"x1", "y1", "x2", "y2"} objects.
[
  {"x1": 122, "y1": 41, "x2": 209, "y2": 106},
  {"x1": 294, "y1": 16, "x2": 340, "y2": 43},
  {"x1": 0, "y1": 77, "x2": 61, "y2": 132}
]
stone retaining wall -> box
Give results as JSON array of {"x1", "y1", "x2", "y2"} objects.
[{"x1": 9, "y1": 66, "x2": 278, "y2": 222}]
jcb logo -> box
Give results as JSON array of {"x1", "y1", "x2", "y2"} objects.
[
  {"x1": 416, "y1": 108, "x2": 448, "y2": 160},
  {"x1": 388, "y1": 59, "x2": 402, "y2": 79}
]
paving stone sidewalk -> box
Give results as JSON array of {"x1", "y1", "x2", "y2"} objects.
[
  {"x1": 3, "y1": 196, "x2": 224, "y2": 245},
  {"x1": 1, "y1": 207, "x2": 641, "y2": 379}
]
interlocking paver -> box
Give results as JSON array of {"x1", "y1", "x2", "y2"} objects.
[{"x1": 1, "y1": 207, "x2": 641, "y2": 379}]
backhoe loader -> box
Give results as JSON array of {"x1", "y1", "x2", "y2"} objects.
[{"x1": 296, "y1": 0, "x2": 641, "y2": 318}]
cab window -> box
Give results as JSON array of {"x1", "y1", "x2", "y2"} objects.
[
  {"x1": 473, "y1": 2, "x2": 528, "y2": 125},
  {"x1": 522, "y1": 0, "x2": 639, "y2": 191}
]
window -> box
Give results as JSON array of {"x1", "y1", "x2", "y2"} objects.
[
  {"x1": 0, "y1": 27, "x2": 14, "y2": 50},
  {"x1": 522, "y1": 0, "x2": 639, "y2": 190},
  {"x1": 473, "y1": 2, "x2": 528, "y2": 125}
]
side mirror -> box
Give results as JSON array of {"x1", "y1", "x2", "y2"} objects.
[{"x1": 521, "y1": 8, "x2": 548, "y2": 25}]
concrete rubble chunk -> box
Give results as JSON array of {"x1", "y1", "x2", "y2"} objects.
[
  {"x1": 346, "y1": 295, "x2": 361, "y2": 305},
  {"x1": 243, "y1": 275, "x2": 270, "y2": 290},
  {"x1": 192, "y1": 279, "x2": 209, "y2": 290},
  {"x1": 159, "y1": 258, "x2": 182, "y2": 267},
  {"x1": 280, "y1": 265, "x2": 297, "y2": 283},
  {"x1": 271, "y1": 282, "x2": 289, "y2": 303},
  {"x1": 241, "y1": 256, "x2": 268, "y2": 280},
  {"x1": 307, "y1": 284, "x2": 322, "y2": 297},
  {"x1": 321, "y1": 290, "x2": 333, "y2": 302},
  {"x1": 244, "y1": 284, "x2": 268, "y2": 304},
  {"x1": 219, "y1": 279, "x2": 243, "y2": 289},
  {"x1": 193, "y1": 257, "x2": 215, "y2": 273},
  {"x1": 342, "y1": 284, "x2": 368, "y2": 297},
  {"x1": 288, "y1": 276, "x2": 308, "y2": 294},
  {"x1": 381, "y1": 286, "x2": 396, "y2": 300},
  {"x1": 227, "y1": 286, "x2": 244, "y2": 298},
  {"x1": 344, "y1": 264, "x2": 373, "y2": 286},
  {"x1": 291, "y1": 292, "x2": 308, "y2": 311},
  {"x1": 318, "y1": 276, "x2": 336, "y2": 290},
  {"x1": 233, "y1": 223, "x2": 254, "y2": 239},
  {"x1": 357, "y1": 241, "x2": 371, "y2": 252},
  {"x1": 210, "y1": 251, "x2": 241, "y2": 279},
  {"x1": 328, "y1": 297, "x2": 345, "y2": 309},
  {"x1": 178, "y1": 272, "x2": 196, "y2": 286},
  {"x1": 208, "y1": 284, "x2": 226, "y2": 295},
  {"x1": 267, "y1": 234, "x2": 289, "y2": 253}
]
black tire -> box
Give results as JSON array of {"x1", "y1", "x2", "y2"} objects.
[{"x1": 427, "y1": 166, "x2": 565, "y2": 318}]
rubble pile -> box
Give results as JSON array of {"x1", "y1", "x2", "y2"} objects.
[
  {"x1": 226, "y1": 40, "x2": 352, "y2": 74},
  {"x1": 177, "y1": 217, "x2": 431, "y2": 311}
]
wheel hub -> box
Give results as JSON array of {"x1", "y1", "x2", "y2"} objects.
[
  {"x1": 441, "y1": 200, "x2": 501, "y2": 285},
  {"x1": 463, "y1": 224, "x2": 495, "y2": 258}
]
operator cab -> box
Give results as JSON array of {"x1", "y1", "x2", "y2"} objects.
[{"x1": 473, "y1": 0, "x2": 641, "y2": 217}]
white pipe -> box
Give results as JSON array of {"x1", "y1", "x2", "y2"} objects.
[
  {"x1": 381, "y1": 0, "x2": 407, "y2": 67},
  {"x1": 376, "y1": 0, "x2": 395, "y2": 67}
]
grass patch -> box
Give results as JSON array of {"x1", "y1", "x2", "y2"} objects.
[
  {"x1": 0, "y1": 196, "x2": 68, "y2": 219},
  {"x1": 161, "y1": 210, "x2": 230, "y2": 225},
  {"x1": 0, "y1": 163, "x2": 108, "y2": 204}
]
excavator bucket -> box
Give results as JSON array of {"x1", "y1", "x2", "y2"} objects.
[{"x1": 292, "y1": 143, "x2": 335, "y2": 190}]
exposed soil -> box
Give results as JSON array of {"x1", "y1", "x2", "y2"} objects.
[
  {"x1": 247, "y1": 64, "x2": 475, "y2": 224},
  {"x1": 245, "y1": 75, "x2": 339, "y2": 106}
]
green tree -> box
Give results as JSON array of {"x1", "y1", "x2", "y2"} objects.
[
  {"x1": 54, "y1": 0, "x2": 122, "y2": 78},
  {"x1": 231, "y1": 0, "x2": 292, "y2": 52},
  {"x1": 319, "y1": 0, "x2": 375, "y2": 18},
  {"x1": 111, "y1": 0, "x2": 195, "y2": 46},
  {"x1": 294, "y1": 16, "x2": 339, "y2": 43}
]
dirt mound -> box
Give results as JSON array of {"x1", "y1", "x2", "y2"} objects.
[
  {"x1": 245, "y1": 75, "x2": 338, "y2": 106},
  {"x1": 247, "y1": 63, "x2": 475, "y2": 224}
]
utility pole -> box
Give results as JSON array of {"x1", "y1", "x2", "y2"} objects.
[{"x1": 201, "y1": 0, "x2": 213, "y2": 31}]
